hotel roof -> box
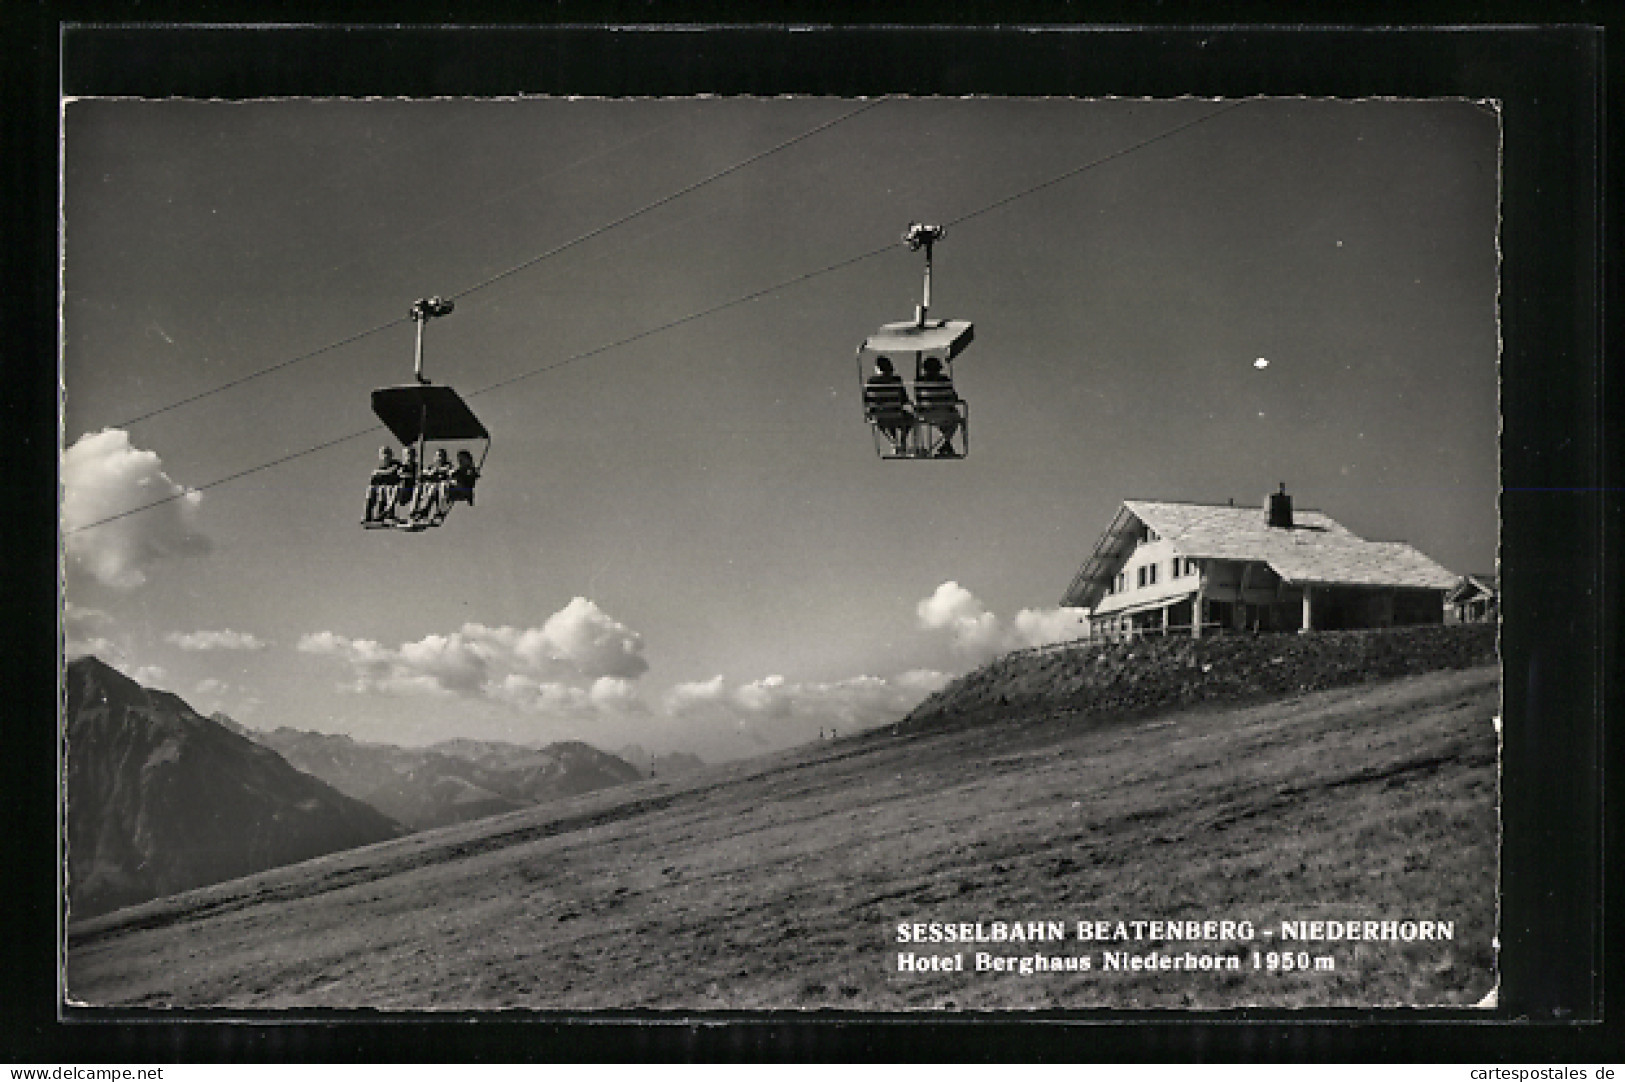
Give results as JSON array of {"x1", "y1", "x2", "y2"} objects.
[{"x1": 1061, "y1": 500, "x2": 1458, "y2": 609}]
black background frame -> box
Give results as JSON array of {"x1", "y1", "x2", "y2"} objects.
[{"x1": 4, "y1": 8, "x2": 1617, "y2": 1064}]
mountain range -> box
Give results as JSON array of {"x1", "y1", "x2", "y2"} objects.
[
  {"x1": 64, "y1": 656, "x2": 407, "y2": 920},
  {"x1": 239, "y1": 727, "x2": 645, "y2": 830},
  {"x1": 614, "y1": 744, "x2": 706, "y2": 779}
]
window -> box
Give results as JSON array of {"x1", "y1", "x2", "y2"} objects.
[
  {"x1": 1116, "y1": 572, "x2": 1126, "y2": 593},
  {"x1": 1136, "y1": 566, "x2": 1147, "y2": 588},
  {"x1": 1147, "y1": 563, "x2": 1159, "y2": 586}
]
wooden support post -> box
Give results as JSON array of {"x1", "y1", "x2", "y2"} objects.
[
  {"x1": 1301, "y1": 586, "x2": 1315, "y2": 633},
  {"x1": 1238, "y1": 562, "x2": 1254, "y2": 630},
  {"x1": 1193, "y1": 588, "x2": 1205, "y2": 638}
]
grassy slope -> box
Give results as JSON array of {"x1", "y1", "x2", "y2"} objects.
[{"x1": 67, "y1": 655, "x2": 1498, "y2": 1011}]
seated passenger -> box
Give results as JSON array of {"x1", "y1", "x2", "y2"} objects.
[
  {"x1": 446, "y1": 449, "x2": 480, "y2": 507},
  {"x1": 394, "y1": 446, "x2": 420, "y2": 515},
  {"x1": 410, "y1": 448, "x2": 454, "y2": 523},
  {"x1": 863, "y1": 356, "x2": 914, "y2": 455},
  {"x1": 914, "y1": 356, "x2": 962, "y2": 457},
  {"x1": 363, "y1": 446, "x2": 403, "y2": 523}
]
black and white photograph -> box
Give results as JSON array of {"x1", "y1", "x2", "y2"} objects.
[
  {"x1": 57, "y1": 83, "x2": 1508, "y2": 1013},
  {"x1": 39, "y1": 19, "x2": 1613, "y2": 1044}
]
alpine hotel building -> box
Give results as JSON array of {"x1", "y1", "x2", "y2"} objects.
[{"x1": 1061, "y1": 487, "x2": 1458, "y2": 639}]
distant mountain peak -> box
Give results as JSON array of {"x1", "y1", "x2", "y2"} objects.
[
  {"x1": 64, "y1": 660, "x2": 405, "y2": 921},
  {"x1": 236, "y1": 728, "x2": 645, "y2": 832}
]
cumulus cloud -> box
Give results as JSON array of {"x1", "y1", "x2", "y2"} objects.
[
  {"x1": 189, "y1": 678, "x2": 263, "y2": 721},
  {"x1": 116, "y1": 662, "x2": 168, "y2": 688},
  {"x1": 917, "y1": 581, "x2": 1007, "y2": 659},
  {"x1": 298, "y1": 598, "x2": 650, "y2": 718},
  {"x1": 917, "y1": 581, "x2": 1088, "y2": 662},
  {"x1": 166, "y1": 629, "x2": 268, "y2": 652},
  {"x1": 539, "y1": 598, "x2": 649, "y2": 679},
  {"x1": 63, "y1": 602, "x2": 119, "y2": 659},
  {"x1": 486, "y1": 675, "x2": 594, "y2": 714},
  {"x1": 62, "y1": 429, "x2": 209, "y2": 591},
  {"x1": 64, "y1": 601, "x2": 110, "y2": 637},
  {"x1": 664, "y1": 670, "x2": 943, "y2": 736},
  {"x1": 1011, "y1": 606, "x2": 1091, "y2": 648},
  {"x1": 588, "y1": 676, "x2": 644, "y2": 711}
]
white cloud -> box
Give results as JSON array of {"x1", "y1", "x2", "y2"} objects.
[
  {"x1": 894, "y1": 668, "x2": 955, "y2": 695},
  {"x1": 589, "y1": 676, "x2": 644, "y2": 712},
  {"x1": 664, "y1": 671, "x2": 938, "y2": 735},
  {"x1": 62, "y1": 429, "x2": 209, "y2": 591},
  {"x1": 540, "y1": 597, "x2": 649, "y2": 679},
  {"x1": 298, "y1": 598, "x2": 650, "y2": 715},
  {"x1": 916, "y1": 581, "x2": 1006, "y2": 660},
  {"x1": 67, "y1": 636, "x2": 120, "y2": 661},
  {"x1": 64, "y1": 601, "x2": 111, "y2": 637},
  {"x1": 486, "y1": 675, "x2": 597, "y2": 714},
  {"x1": 113, "y1": 662, "x2": 168, "y2": 688},
  {"x1": 1011, "y1": 606, "x2": 1090, "y2": 649},
  {"x1": 63, "y1": 602, "x2": 120, "y2": 659},
  {"x1": 189, "y1": 678, "x2": 263, "y2": 722},
  {"x1": 917, "y1": 581, "x2": 1088, "y2": 662},
  {"x1": 166, "y1": 629, "x2": 268, "y2": 652}
]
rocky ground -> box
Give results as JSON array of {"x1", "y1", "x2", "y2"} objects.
[{"x1": 900, "y1": 623, "x2": 1497, "y2": 734}]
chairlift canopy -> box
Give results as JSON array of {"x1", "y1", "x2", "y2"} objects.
[
  {"x1": 371, "y1": 385, "x2": 490, "y2": 446},
  {"x1": 861, "y1": 319, "x2": 975, "y2": 360}
]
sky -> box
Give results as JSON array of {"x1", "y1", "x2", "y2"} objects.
[{"x1": 60, "y1": 95, "x2": 1501, "y2": 761}]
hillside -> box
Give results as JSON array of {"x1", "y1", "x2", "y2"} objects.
[
  {"x1": 67, "y1": 626, "x2": 1498, "y2": 1009},
  {"x1": 616, "y1": 744, "x2": 707, "y2": 779},
  {"x1": 902, "y1": 624, "x2": 1496, "y2": 734},
  {"x1": 63, "y1": 657, "x2": 408, "y2": 920},
  {"x1": 245, "y1": 730, "x2": 643, "y2": 831}
]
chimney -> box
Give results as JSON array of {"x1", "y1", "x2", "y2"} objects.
[{"x1": 1265, "y1": 482, "x2": 1293, "y2": 529}]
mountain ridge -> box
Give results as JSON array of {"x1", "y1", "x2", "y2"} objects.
[
  {"x1": 64, "y1": 656, "x2": 407, "y2": 920},
  {"x1": 240, "y1": 727, "x2": 644, "y2": 830}
]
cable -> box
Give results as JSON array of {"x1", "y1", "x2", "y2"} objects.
[
  {"x1": 68, "y1": 100, "x2": 1245, "y2": 536},
  {"x1": 468, "y1": 243, "x2": 898, "y2": 399},
  {"x1": 64, "y1": 242, "x2": 901, "y2": 537},
  {"x1": 66, "y1": 426, "x2": 382, "y2": 535},
  {"x1": 114, "y1": 317, "x2": 401, "y2": 429},
  {"x1": 448, "y1": 97, "x2": 892, "y2": 304},
  {"x1": 305, "y1": 111, "x2": 692, "y2": 296},
  {"x1": 105, "y1": 97, "x2": 892, "y2": 431},
  {"x1": 947, "y1": 98, "x2": 1250, "y2": 230}
]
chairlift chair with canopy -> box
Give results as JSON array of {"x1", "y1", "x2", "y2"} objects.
[
  {"x1": 364, "y1": 297, "x2": 491, "y2": 530},
  {"x1": 856, "y1": 223, "x2": 974, "y2": 460}
]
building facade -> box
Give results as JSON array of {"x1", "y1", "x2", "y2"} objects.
[
  {"x1": 1446, "y1": 574, "x2": 1499, "y2": 624},
  {"x1": 1060, "y1": 488, "x2": 1458, "y2": 639}
]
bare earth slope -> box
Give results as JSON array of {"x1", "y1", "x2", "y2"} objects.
[{"x1": 67, "y1": 637, "x2": 1497, "y2": 1010}]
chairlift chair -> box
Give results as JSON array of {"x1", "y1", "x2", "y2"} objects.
[
  {"x1": 857, "y1": 223, "x2": 974, "y2": 460},
  {"x1": 363, "y1": 297, "x2": 491, "y2": 531}
]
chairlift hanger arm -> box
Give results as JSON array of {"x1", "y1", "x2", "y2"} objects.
[
  {"x1": 903, "y1": 222, "x2": 945, "y2": 328},
  {"x1": 409, "y1": 295, "x2": 455, "y2": 385}
]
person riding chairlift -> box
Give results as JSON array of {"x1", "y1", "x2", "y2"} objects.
[
  {"x1": 863, "y1": 355, "x2": 914, "y2": 455},
  {"x1": 914, "y1": 356, "x2": 962, "y2": 457},
  {"x1": 408, "y1": 448, "x2": 481, "y2": 527},
  {"x1": 362, "y1": 446, "x2": 404, "y2": 524},
  {"x1": 395, "y1": 446, "x2": 420, "y2": 514}
]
